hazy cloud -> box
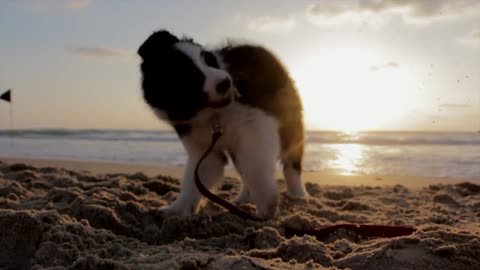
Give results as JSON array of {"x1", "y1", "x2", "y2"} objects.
[
  {"x1": 66, "y1": 0, "x2": 91, "y2": 9},
  {"x1": 370, "y1": 61, "x2": 399, "y2": 71},
  {"x1": 246, "y1": 15, "x2": 296, "y2": 33},
  {"x1": 458, "y1": 30, "x2": 480, "y2": 48},
  {"x1": 307, "y1": 0, "x2": 480, "y2": 25},
  {"x1": 14, "y1": 0, "x2": 92, "y2": 11},
  {"x1": 307, "y1": 2, "x2": 374, "y2": 25},
  {"x1": 358, "y1": 0, "x2": 476, "y2": 18},
  {"x1": 67, "y1": 47, "x2": 132, "y2": 59},
  {"x1": 439, "y1": 103, "x2": 472, "y2": 109}
]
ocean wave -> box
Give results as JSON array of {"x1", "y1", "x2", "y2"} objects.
[
  {"x1": 0, "y1": 129, "x2": 179, "y2": 142},
  {"x1": 1, "y1": 129, "x2": 479, "y2": 145},
  {"x1": 307, "y1": 131, "x2": 480, "y2": 145}
]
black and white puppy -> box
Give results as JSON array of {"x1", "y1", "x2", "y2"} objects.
[{"x1": 138, "y1": 30, "x2": 306, "y2": 219}]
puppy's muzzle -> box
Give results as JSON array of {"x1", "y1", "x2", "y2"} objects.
[
  {"x1": 216, "y1": 78, "x2": 231, "y2": 95},
  {"x1": 208, "y1": 78, "x2": 235, "y2": 108}
]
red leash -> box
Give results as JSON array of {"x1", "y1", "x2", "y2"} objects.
[
  {"x1": 284, "y1": 224, "x2": 416, "y2": 239},
  {"x1": 194, "y1": 127, "x2": 416, "y2": 239}
]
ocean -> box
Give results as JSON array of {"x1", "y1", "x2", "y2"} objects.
[{"x1": 0, "y1": 129, "x2": 479, "y2": 179}]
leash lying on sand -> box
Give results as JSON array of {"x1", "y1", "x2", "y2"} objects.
[
  {"x1": 194, "y1": 118, "x2": 416, "y2": 239},
  {"x1": 283, "y1": 224, "x2": 417, "y2": 239}
]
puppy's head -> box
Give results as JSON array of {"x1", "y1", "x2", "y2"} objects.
[{"x1": 138, "y1": 30, "x2": 233, "y2": 122}]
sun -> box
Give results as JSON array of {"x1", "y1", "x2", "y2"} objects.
[{"x1": 290, "y1": 46, "x2": 420, "y2": 131}]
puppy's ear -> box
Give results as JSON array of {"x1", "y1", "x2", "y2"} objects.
[{"x1": 138, "y1": 30, "x2": 179, "y2": 59}]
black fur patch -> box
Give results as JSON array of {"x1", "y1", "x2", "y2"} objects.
[
  {"x1": 138, "y1": 30, "x2": 179, "y2": 59},
  {"x1": 139, "y1": 31, "x2": 209, "y2": 121},
  {"x1": 173, "y1": 124, "x2": 192, "y2": 137}
]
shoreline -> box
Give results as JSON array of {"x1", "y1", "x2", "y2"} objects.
[{"x1": 1, "y1": 155, "x2": 478, "y2": 189}]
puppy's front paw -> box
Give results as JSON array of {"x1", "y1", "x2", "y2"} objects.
[
  {"x1": 232, "y1": 192, "x2": 251, "y2": 205},
  {"x1": 256, "y1": 205, "x2": 278, "y2": 220},
  {"x1": 255, "y1": 195, "x2": 279, "y2": 220},
  {"x1": 159, "y1": 201, "x2": 197, "y2": 217},
  {"x1": 286, "y1": 189, "x2": 308, "y2": 200}
]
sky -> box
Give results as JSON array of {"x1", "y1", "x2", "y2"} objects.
[{"x1": 0, "y1": 0, "x2": 479, "y2": 132}]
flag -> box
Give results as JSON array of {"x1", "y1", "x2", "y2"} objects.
[{"x1": 0, "y1": 89, "x2": 11, "y2": 102}]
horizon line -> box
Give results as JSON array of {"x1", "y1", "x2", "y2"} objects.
[{"x1": 0, "y1": 128, "x2": 479, "y2": 133}]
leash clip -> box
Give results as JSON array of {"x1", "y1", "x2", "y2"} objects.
[{"x1": 211, "y1": 112, "x2": 223, "y2": 136}]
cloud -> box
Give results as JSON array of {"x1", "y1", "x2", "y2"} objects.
[
  {"x1": 13, "y1": 0, "x2": 92, "y2": 11},
  {"x1": 358, "y1": 0, "x2": 475, "y2": 18},
  {"x1": 439, "y1": 103, "x2": 472, "y2": 109},
  {"x1": 307, "y1": 2, "x2": 375, "y2": 25},
  {"x1": 457, "y1": 29, "x2": 480, "y2": 48},
  {"x1": 66, "y1": 0, "x2": 91, "y2": 9},
  {"x1": 370, "y1": 61, "x2": 399, "y2": 71},
  {"x1": 66, "y1": 47, "x2": 132, "y2": 59},
  {"x1": 307, "y1": 0, "x2": 480, "y2": 26},
  {"x1": 246, "y1": 15, "x2": 296, "y2": 33}
]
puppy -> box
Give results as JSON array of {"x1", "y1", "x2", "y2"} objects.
[{"x1": 138, "y1": 30, "x2": 306, "y2": 219}]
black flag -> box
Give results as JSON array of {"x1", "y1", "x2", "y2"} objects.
[{"x1": 0, "y1": 89, "x2": 11, "y2": 102}]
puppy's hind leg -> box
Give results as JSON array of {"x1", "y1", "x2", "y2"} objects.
[
  {"x1": 283, "y1": 157, "x2": 307, "y2": 198},
  {"x1": 280, "y1": 118, "x2": 307, "y2": 198}
]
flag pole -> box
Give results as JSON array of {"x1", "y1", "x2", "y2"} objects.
[
  {"x1": 9, "y1": 100, "x2": 14, "y2": 146},
  {"x1": 9, "y1": 94, "x2": 13, "y2": 128},
  {"x1": 10, "y1": 102, "x2": 13, "y2": 148}
]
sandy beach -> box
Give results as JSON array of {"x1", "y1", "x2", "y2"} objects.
[{"x1": 0, "y1": 157, "x2": 479, "y2": 269}]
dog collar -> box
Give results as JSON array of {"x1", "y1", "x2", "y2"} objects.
[{"x1": 210, "y1": 112, "x2": 223, "y2": 136}]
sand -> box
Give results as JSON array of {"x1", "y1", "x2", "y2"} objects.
[{"x1": 0, "y1": 158, "x2": 479, "y2": 269}]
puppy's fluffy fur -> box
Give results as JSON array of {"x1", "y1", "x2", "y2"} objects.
[{"x1": 138, "y1": 30, "x2": 306, "y2": 219}]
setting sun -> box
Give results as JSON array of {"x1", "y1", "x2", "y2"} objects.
[{"x1": 291, "y1": 46, "x2": 420, "y2": 131}]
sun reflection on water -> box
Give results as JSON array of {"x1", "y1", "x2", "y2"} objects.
[{"x1": 328, "y1": 144, "x2": 366, "y2": 175}]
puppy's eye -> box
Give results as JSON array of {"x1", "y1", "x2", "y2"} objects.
[{"x1": 201, "y1": 51, "x2": 220, "y2": 68}]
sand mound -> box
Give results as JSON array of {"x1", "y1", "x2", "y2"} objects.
[{"x1": 0, "y1": 161, "x2": 479, "y2": 269}]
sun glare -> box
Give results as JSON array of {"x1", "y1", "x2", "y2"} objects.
[
  {"x1": 291, "y1": 46, "x2": 420, "y2": 131},
  {"x1": 329, "y1": 144, "x2": 366, "y2": 175}
]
